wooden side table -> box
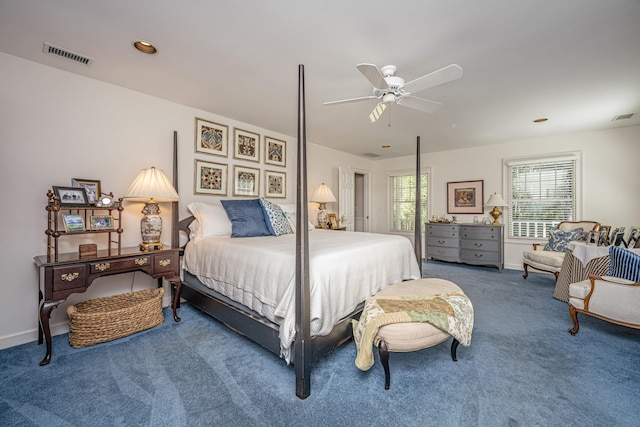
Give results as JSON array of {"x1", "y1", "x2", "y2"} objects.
[{"x1": 34, "y1": 246, "x2": 181, "y2": 366}]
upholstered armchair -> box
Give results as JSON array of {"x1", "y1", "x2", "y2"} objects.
[
  {"x1": 568, "y1": 246, "x2": 640, "y2": 334},
  {"x1": 522, "y1": 221, "x2": 600, "y2": 282}
]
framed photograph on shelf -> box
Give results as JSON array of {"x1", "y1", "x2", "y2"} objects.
[
  {"x1": 62, "y1": 214, "x2": 85, "y2": 232},
  {"x1": 233, "y1": 128, "x2": 260, "y2": 162},
  {"x1": 195, "y1": 118, "x2": 228, "y2": 157},
  {"x1": 194, "y1": 159, "x2": 228, "y2": 196},
  {"x1": 597, "y1": 225, "x2": 611, "y2": 246},
  {"x1": 71, "y1": 178, "x2": 101, "y2": 204},
  {"x1": 447, "y1": 180, "x2": 484, "y2": 214},
  {"x1": 53, "y1": 186, "x2": 91, "y2": 207},
  {"x1": 327, "y1": 213, "x2": 338, "y2": 229},
  {"x1": 264, "y1": 136, "x2": 286, "y2": 167},
  {"x1": 89, "y1": 215, "x2": 113, "y2": 230},
  {"x1": 264, "y1": 170, "x2": 286, "y2": 198},
  {"x1": 233, "y1": 165, "x2": 260, "y2": 197}
]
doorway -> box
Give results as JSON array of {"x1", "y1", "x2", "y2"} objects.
[{"x1": 339, "y1": 167, "x2": 369, "y2": 232}]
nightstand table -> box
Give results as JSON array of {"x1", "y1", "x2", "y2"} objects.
[{"x1": 34, "y1": 246, "x2": 181, "y2": 366}]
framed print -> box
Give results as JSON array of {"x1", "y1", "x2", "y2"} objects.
[
  {"x1": 89, "y1": 215, "x2": 113, "y2": 230},
  {"x1": 233, "y1": 165, "x2": 260, "y2": 197},
  {"x1": 234, "y1": 128, "x2": 260, "y2": 162},
  {"x1": 265, "y1": 136, "x2": 286, "y2": 167},
  {"x1": 447, "y1": 180, "x2": 484, "y2": 214},
  {"x1": 597, "y1": 225, "x2": 610, "y2": 246},
  {"x1": 62, "y1": 214, "x2": 85, "y2": 232},
  {"x1": 194, "y1": 159, "x2": 228, "y2": 196},
  {"x1": 327, "y1": 213, "x2": 338, "y2": 229},
  {"x1": 587, "y1": 230, "x2": 599, "y2": 246},
  {"x1": 53, "y1": 186, "x2": 91, "y2": 207},
  {"x1": 71, "y1": 178, "x2": 101, "y2": 204},
  {"x1": 195, "y1": 118, "x2": 228, "y2": 157},
  {"x1": 264, "y1": 170, "x2": 286, "y2": 198}
]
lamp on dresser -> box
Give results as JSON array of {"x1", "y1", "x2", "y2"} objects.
[
  {"x1": 311, "y1": 183, "x2": 336, "y2": 228},
  {"x1": 485, "y1": 192, "x2": 508, "y2": 225},
  {"x1": 124, "y1": 166, "x2": 179, "y2": 251}
]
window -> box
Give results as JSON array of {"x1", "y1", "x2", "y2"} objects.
[
  {"x1": 389, "y1": 170, "x2": 428, "y2": 232},
  {"x1": 506, "y1": 153, "x2": 580, "y2": 239}
]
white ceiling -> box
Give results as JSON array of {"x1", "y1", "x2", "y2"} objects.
[{"x1": 1, "y1": 0, "x2": 639, "y2": 159}]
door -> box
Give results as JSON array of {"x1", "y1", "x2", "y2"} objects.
[{"x1": 339, "y1": 167, "x2": 369, "y2": 232}]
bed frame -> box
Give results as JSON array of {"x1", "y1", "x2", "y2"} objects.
[{"x1": 170, "y1": 65, "x2": 422, "y2": 399}]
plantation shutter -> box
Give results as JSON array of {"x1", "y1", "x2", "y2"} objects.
[{"x1": 389, "y1": 172, "x2": 428, "y2": 232}]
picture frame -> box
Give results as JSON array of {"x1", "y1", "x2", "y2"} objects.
[
  {"x1": 71, "y1": 178, "x2": 101, "y2": 204},
  {"x1": 597, "y1": 225, "x2": 611, "y2": 246},
  {"x1": 264, "y1": 170, "x2": 286, "y2": 198},
  {"x1": 327, "y1": 213, "x2": 338, "y2": 229},
  {"x1": 194, "y1": 159, "x2": 228, "y2": 196},
  {"x1": 447, "y1": 180, "x2": 484, "y2": 214},
  {"x1": 587, "y1": 230, "x2": 599, "y2": 246},
  {"x1": 195, "y1": 117, "x2": 228, "y2": 157},
  {"x1": 628, "y1": 229, "x2": 639, "y2": 249},
  {"x1": 62, "y1": 214, "x2": 85, "y2": 232},
  {"x1": 53, "y1": 186, "x2": 91, "y2": 207},
  {"x1": 233, "y1": 165, "x2": 260, "y2": 197},
  {"x1": 89, "y1": 215, "x2": 113, "y2": 230},
  {"x1": 233, "y1": 128, "x2": 260, "y2": 162},
  {"x1": 264, "y1": 136, "x2": 286, "y2": 167}
]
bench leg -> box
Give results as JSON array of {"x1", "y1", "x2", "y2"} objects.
[
  {"x1": 378, "y1": 340, "x2": 391, "y2": 390},
  {"x1": 450, "y1": 338, "x2": 459, "y2": 362}
]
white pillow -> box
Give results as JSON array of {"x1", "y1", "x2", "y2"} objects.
[
  {"x1": 280, "y1": 207, "x2": 315, "y2": 232},
  {"x1": 187, "y1": 201, "x2": 232, "y2": 239}
]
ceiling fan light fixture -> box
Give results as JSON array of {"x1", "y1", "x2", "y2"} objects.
[
  {"x1": 133, "y1": 40, "x2": 157, "y2": 54},
  {"x1": 382, "y1": 93, "x2": 396, "y2": 103}
]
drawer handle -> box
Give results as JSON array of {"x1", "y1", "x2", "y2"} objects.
[
  {"x1": 60, "y1": 272, "x2": 79, "y2": 282},
  {"x1": 135, "y1": 258, "x2": 148, "y2": 266},
  {"x1": 438, "y1": 240, "x2": 445, "y2": 244},
  {"x1": 159, "y1": 259, "x2": 171, "y2": 267},
  {"x1": 474, "y1": 243, "x2": 483, "y2": 247},
  {"x1": 474, "y1": 254, "x2": 483, "y2": 258},
  {"x1": 95, "y1": 263, "x2": 111, "y2": 271}
]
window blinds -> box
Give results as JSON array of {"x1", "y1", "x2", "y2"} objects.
[{"x1": 389, "y1": 173, "x2": 428, "y2": 232}]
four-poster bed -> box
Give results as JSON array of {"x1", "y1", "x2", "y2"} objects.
[{"x1": 170, "y1": 65, "x2": 424, "y2": 399}]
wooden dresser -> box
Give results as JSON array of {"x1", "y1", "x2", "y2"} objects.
[{"x1": 426, "y1": 223, "x2": 504, "y2": 271}]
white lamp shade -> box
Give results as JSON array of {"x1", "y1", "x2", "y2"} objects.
[
  {"x1": 311, "y1": 183, "x2": 336, "y2": 203},
  {"x1": 124, "y1": 167, "x2": 179, "y2": 202},
  {"x1": 485, "y1": 193, "x2": 507, "y2": 207}
]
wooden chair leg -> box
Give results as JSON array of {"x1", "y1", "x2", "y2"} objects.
[
  {"x1": 568, "y1": 305, "x2": 580, "y2": 335},
  {"x1": 523, "y1": 263, "x2": 529, "y2": 279},
  {"x1": 450, "y1": 338, "x2": 459, "y2": 362},
  {"x1": 378, "y1": 340, "x2": 391, "y2": 390}
]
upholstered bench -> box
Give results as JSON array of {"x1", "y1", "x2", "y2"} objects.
[{"x1": 353, "y1": 278, "x2": 474, "y2": 390}]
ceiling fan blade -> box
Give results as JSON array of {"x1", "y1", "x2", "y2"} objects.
[
  {"x1": 356, "y1": 63, "x2": 389, "y2": 90},
  {"x1": 369, "y1": 102, "x2": 388, "y2": 123},
  {"x1": 323, "y1": 95, "x2": 378, "y2": 106},
  {"x1": 396, "y1": 95, "x2": 442, "y2": 113},
  {"x1": 403, "y1": 64, "x2": 463, "y2": 94}
]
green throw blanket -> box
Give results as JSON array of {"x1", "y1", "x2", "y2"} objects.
[{"x1": 352, "y1": 291, "x2": 474, "y2": 371}]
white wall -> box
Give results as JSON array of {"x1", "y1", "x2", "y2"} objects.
[{"x1": 370, "y1": 125, "x2": 640, "y2": 269}]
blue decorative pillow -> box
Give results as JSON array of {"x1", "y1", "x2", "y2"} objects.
[
  {"x1": 221, "y1": 199, "x2": 272, "y2": 238},
  {"x1": 608, "y1": 246, "x2": 640, "y2": 282},
  {"x1": 543, "y1": 227, "x2": 583, "y2": 252},
  {"x1": 259, "y1": 198, "x2": 292, "y2": 236}
]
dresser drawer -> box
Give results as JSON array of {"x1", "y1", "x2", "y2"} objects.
[
  {"x1": 460, "y1": 226, "x2": 501, "y2": 240},
  {"x1": 461, "y1": 239, "x2": 499, "y2": 252},
  {"x1": 90, "y1": 256, "x2": 151, "y2": 274},
  {"x1": 51, "y1": 264, "x2": 87, "y2": 292},
  {"x1": 427, "y1": 224, "x2": 459, "y2": 238},
  {"x1": 461, "y1": 249, "x2": 500, "y2": 263},
  {"x1": 153, "y1": 251, "x2": 179, "y2": 274},
  {"x1": 427, "y1": 246, "x2": 460, "y2": 260},
  {"x1": 427, "y1": 236, "x2": 460, "y2": 248}
]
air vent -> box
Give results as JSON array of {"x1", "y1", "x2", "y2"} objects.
[
  {"x1": 42, "y1": 42, "x2": 94, "y2": 66},
  {"x1": 362, "y1": 152, "x2": 381, "y2": 158},
  {"x1": 612, "y1": 113, "x2": 634, "y2": 121}
]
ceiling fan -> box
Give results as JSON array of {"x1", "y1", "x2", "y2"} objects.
[{"x1": 323, "y1": 63, "x2": 463, "y2": 122}]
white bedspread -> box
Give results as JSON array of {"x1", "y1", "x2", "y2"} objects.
[{"x1": 183, "y1": 230, "x2": 421, "y2": 362}]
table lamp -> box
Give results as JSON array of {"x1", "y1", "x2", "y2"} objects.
[
  {"x1": 124, "y1": 166, "x2": 179, "y2": 251},
  {"x1": 311, "y1": 183, "x2": 336, "y2": 228},
  {"x1": 485, "y1": 192, "x2": 508, "y2": 225}
]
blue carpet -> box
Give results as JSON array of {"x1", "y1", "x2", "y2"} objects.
[{"x1": 1, "y1": 261, "x2": 639, "y2": 426}]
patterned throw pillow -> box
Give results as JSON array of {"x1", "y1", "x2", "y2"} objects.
[
  {"x1": 259, "y1": 198, "x2": 292, "y2": 236},
  {"x1": 608, "y1": 246, "x2": 640, "y2": 282},
  {"x1": 543, "y1": 227, "x2": 583, "y2": 252}
]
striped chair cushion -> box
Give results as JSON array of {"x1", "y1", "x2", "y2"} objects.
[{"x1": 608, "y1": 246, "x2": 640, "y2": 282}]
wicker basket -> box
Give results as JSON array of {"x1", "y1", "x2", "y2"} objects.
[{"x1": 66, "y1": 288, "x2": 164, "y2": 348}]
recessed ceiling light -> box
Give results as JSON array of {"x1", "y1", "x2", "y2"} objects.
[
  {"x1": 133, "y1": 40, "x2": 157, "y2": 54},
  {"x1": 533, "y1": 118, "x2": 548, "y2": 123}
]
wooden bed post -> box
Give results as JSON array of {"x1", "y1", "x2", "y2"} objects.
[
  {"x1": 414, "y1": 136, "x2": 423, "y2": 277},
  {"x1": 172, "y1": 131, "x2": 179, "y2": 250},
  {"x1": 294, "y1": 64, "x2": 312, "y2": 399}
]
